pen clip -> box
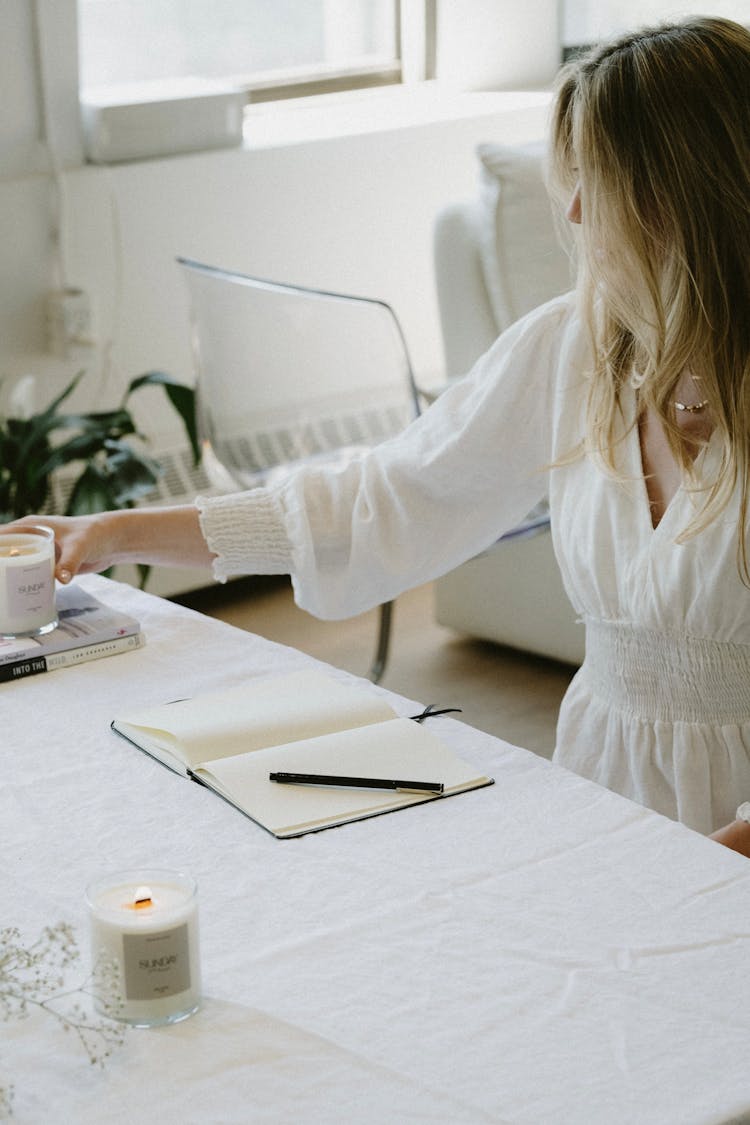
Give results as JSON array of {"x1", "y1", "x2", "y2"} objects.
[{"x1": 396, "y1": 784, "x2": 444, "y2": 794}]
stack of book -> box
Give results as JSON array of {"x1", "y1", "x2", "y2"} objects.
[{"x1": 0, "y1": 585, "x2": 144, "y2": 683}]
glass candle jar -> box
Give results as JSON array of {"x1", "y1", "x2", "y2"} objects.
[
  {"x1": 86, "y1": 868, "x2": 201, "y2": 1027},
  {"x1": 0, "y1": 525, "x2": 57, "y2": 637}
]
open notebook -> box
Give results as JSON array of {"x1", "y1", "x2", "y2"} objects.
[{"x1": 111, "y1": 669, "x2": 493, "y2": 838}]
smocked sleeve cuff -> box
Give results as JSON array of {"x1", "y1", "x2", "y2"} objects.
[{"x1": 196, "y1": 490, "x2": 293, "y2": 582}]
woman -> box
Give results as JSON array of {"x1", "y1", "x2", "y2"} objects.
[{"x1": 9, "y1": 18, "x2": 750, "y2": 851}]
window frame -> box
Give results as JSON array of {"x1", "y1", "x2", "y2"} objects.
[{"x1": 76, "y1": 0, "x2": 429, "y2": 106}]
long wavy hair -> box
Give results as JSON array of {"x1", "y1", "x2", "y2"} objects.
[{"x1": 549, "y1": 17, "x2": 750, "y2": 576}]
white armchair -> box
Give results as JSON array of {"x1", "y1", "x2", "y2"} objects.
[{"x1": 432, "y1": 142, "x2": 585, "y2": 666}]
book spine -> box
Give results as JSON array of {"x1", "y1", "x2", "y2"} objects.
[
  {"x1": 0, "y1": 633, "x2": 145, "y2": 683},
  {"x1": 0, "y1": 621, "x2": 140, "y2": 665}
]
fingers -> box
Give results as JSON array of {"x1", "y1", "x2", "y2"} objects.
[
  {"x1": 7, "y1": 511, "x2": 125, "y2": 582},
  {"x1": 2, "y1": 515, "x2": 98, "y2": 584},
  {"x1": 54, "y1": 528, "x2": 94, "y2": 583},
  {"x1": 23, "y1": 519, "x2": 77, "y2": 582}
]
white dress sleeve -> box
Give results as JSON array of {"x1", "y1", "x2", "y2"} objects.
[{"x1": 197, "y1": 293, "x2": 581, "y2": 620}]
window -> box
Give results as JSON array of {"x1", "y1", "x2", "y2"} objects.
[
  {"x1": 77, "y1": 2, "x2": 750, "y2": 121},
  {"x1": 78, "y1": 0, "x2": 402, "y2": 102},
  {"x1": 562, "y1": 0, "x2": 750, "y2": 51}
]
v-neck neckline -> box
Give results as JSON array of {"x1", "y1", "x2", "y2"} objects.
[{"x1": 627, "y1": 390, "x2": 715, "y2": 537}]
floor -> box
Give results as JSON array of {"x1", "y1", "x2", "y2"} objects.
[{"x1": 174, "y1": 577, "x2": 577, "y2": 761}]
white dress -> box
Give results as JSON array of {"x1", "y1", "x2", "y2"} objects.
[{"x1": 197, "y1": 292, "x2": 750, "y2": 834}]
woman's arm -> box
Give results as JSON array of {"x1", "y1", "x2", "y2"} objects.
[
  {"x1": 9, "y1": 506, "x2": 216, "y2": 584},
  {"x1": 8, "y1": 298, "x2": 577, "y2": 609}
]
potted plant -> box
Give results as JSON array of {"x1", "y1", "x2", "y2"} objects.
[{"x1": 0, "y1": 369, "x2": 199, "y2": 583}]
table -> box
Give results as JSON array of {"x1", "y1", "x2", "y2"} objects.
[{"x1": 4, "y1": 574, "x2": 750, "y2": 1124}]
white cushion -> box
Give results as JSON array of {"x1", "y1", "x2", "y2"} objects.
[{"x1": 476, "y1": 141, "x2": 572, "y2": 331}]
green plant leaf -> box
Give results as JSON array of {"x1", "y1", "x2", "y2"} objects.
[
  {"x1": 33, "y1": 370, "x2": 86, "y2": 421},
  {"x1": 2, "y1": 368, "x2": 198, "y2": 528},
  {"x1": 58, "y1": 410, "x2": 133, "y2": 434},
  {"x1": 66, "y1": 464, "x2": 118, "y2": 515},
  {"x1": 103, "y1": 444, "x2": 162, "y2": 507},
  {"x1": 6, "y1": 417, "x2": 55, "y2": 486},
  {"x1": 0, "y1": 418, "x2": 52, "y2": 516},
  {"x1": 124, "y1": 371, "x2": 199, "y2": 463},
  {"x1": 12, "y1": 372, "x2": 88, "y2": 453},
  {"x1": 37, "y1": 418, "x2": 139, "y2": 476}
]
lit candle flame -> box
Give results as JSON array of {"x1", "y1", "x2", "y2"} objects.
[{"x1": 132, "y1": 885, "x2": 154, "y2": 910}]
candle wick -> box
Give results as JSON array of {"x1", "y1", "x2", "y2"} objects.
[{"x1": 133, "y1": 884, "x2": 154, "y2": 909}]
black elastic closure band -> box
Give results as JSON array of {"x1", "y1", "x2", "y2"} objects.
[{"x1": 409, "y1": 704, "x2": 463, "y2": 724}]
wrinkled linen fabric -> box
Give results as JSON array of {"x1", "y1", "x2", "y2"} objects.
[
  {"x1": 197, "y1": 292, "x2": 750, "y2": 833},
  {"x1": 6, "y1": 573, "x2": 750, "y2": 1124}
]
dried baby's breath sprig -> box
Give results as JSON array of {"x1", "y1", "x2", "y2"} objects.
[
  {"x1": 0, "y1": 923, "x2": 126, "y2": 1118},
  {"x1": 0, "y1": 1084, "x2": 13, "y2": 1121}
]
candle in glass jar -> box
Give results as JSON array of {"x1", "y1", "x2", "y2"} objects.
[
  {"x1": 0, "y1": 525, "x2": 57, "y2": 637},
  {"x1": 86, "y1": 869, "x2": 201, "y2": 1027}
]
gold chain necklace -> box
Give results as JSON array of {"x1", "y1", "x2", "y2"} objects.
[
  {"x1": 674, "y1": 373, "x2": 709, "y2": 413},
  {"x1": 674, "y1": 397, "x2": 710, "y2": 413}
]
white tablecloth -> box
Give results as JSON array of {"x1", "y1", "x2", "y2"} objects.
[{"x1": 3, "y1": 574, "x2": 750, "y2": 1125}]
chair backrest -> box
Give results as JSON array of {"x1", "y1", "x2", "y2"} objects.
[
  {"x1": 474, "y1": 141, "x2": 573, "y2": 331},
  {"x1": 177, "y1": 257, "x2": 421, "y2": 491},
  {"x1": 433, "y1": 141, "x2": 573, "y2": 378}
]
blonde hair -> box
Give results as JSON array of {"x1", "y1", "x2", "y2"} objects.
[{"x1": 549, "y1": 17, "x2": 750, "y2": 576}]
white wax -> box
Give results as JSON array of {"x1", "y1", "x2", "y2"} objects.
[
  {"x1": 87, "y1": 869, "x2": 201, "y2": 1026},
  {"x1": 0, "y1": 529, "x2": 57, "y2": 636}
]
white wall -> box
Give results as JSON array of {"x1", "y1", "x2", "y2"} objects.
[
  {"x1": 63, "y1": 97, "x2": 551, "y2": 439},
  {"x1": 0, "y1": 0, "x2": 551, "y2": 450},
  {"x1": 0, "y1": 0, "x2": 81, "y2": 372}
]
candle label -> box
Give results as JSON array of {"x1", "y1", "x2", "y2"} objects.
[
  {"x1": 5, "y1": 561, "x2": 53, "y2": 617},
  {"x1": 122, "y1": 923, "x2": 191, "y2": 1000}
]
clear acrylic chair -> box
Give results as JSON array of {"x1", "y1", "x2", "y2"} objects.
[{"x1": 177, "y1": 256, "x2": 422, "y2": 683}]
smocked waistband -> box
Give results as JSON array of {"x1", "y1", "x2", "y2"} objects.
[{"x1": 582, "y1": 619, "x2": 750, "y2": 724}]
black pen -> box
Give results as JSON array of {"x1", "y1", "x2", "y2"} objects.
[{"x1": 269, "y1": 771, "x2": 444, "y2": 794}]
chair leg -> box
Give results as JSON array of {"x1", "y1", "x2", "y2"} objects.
[{"x1": 368, "y1": 600, "x2": 393, "y2": 684}]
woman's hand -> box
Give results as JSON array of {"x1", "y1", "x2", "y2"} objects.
[
  {"x1": 8, "y1": 512, "x2": 126, "y2": 583},
  {"x1": 709, "y1": 818, "x2": 750, "y2": 858},
  {"x1": 5, "y1": 506, "x2": 215, "y2": 583}
]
